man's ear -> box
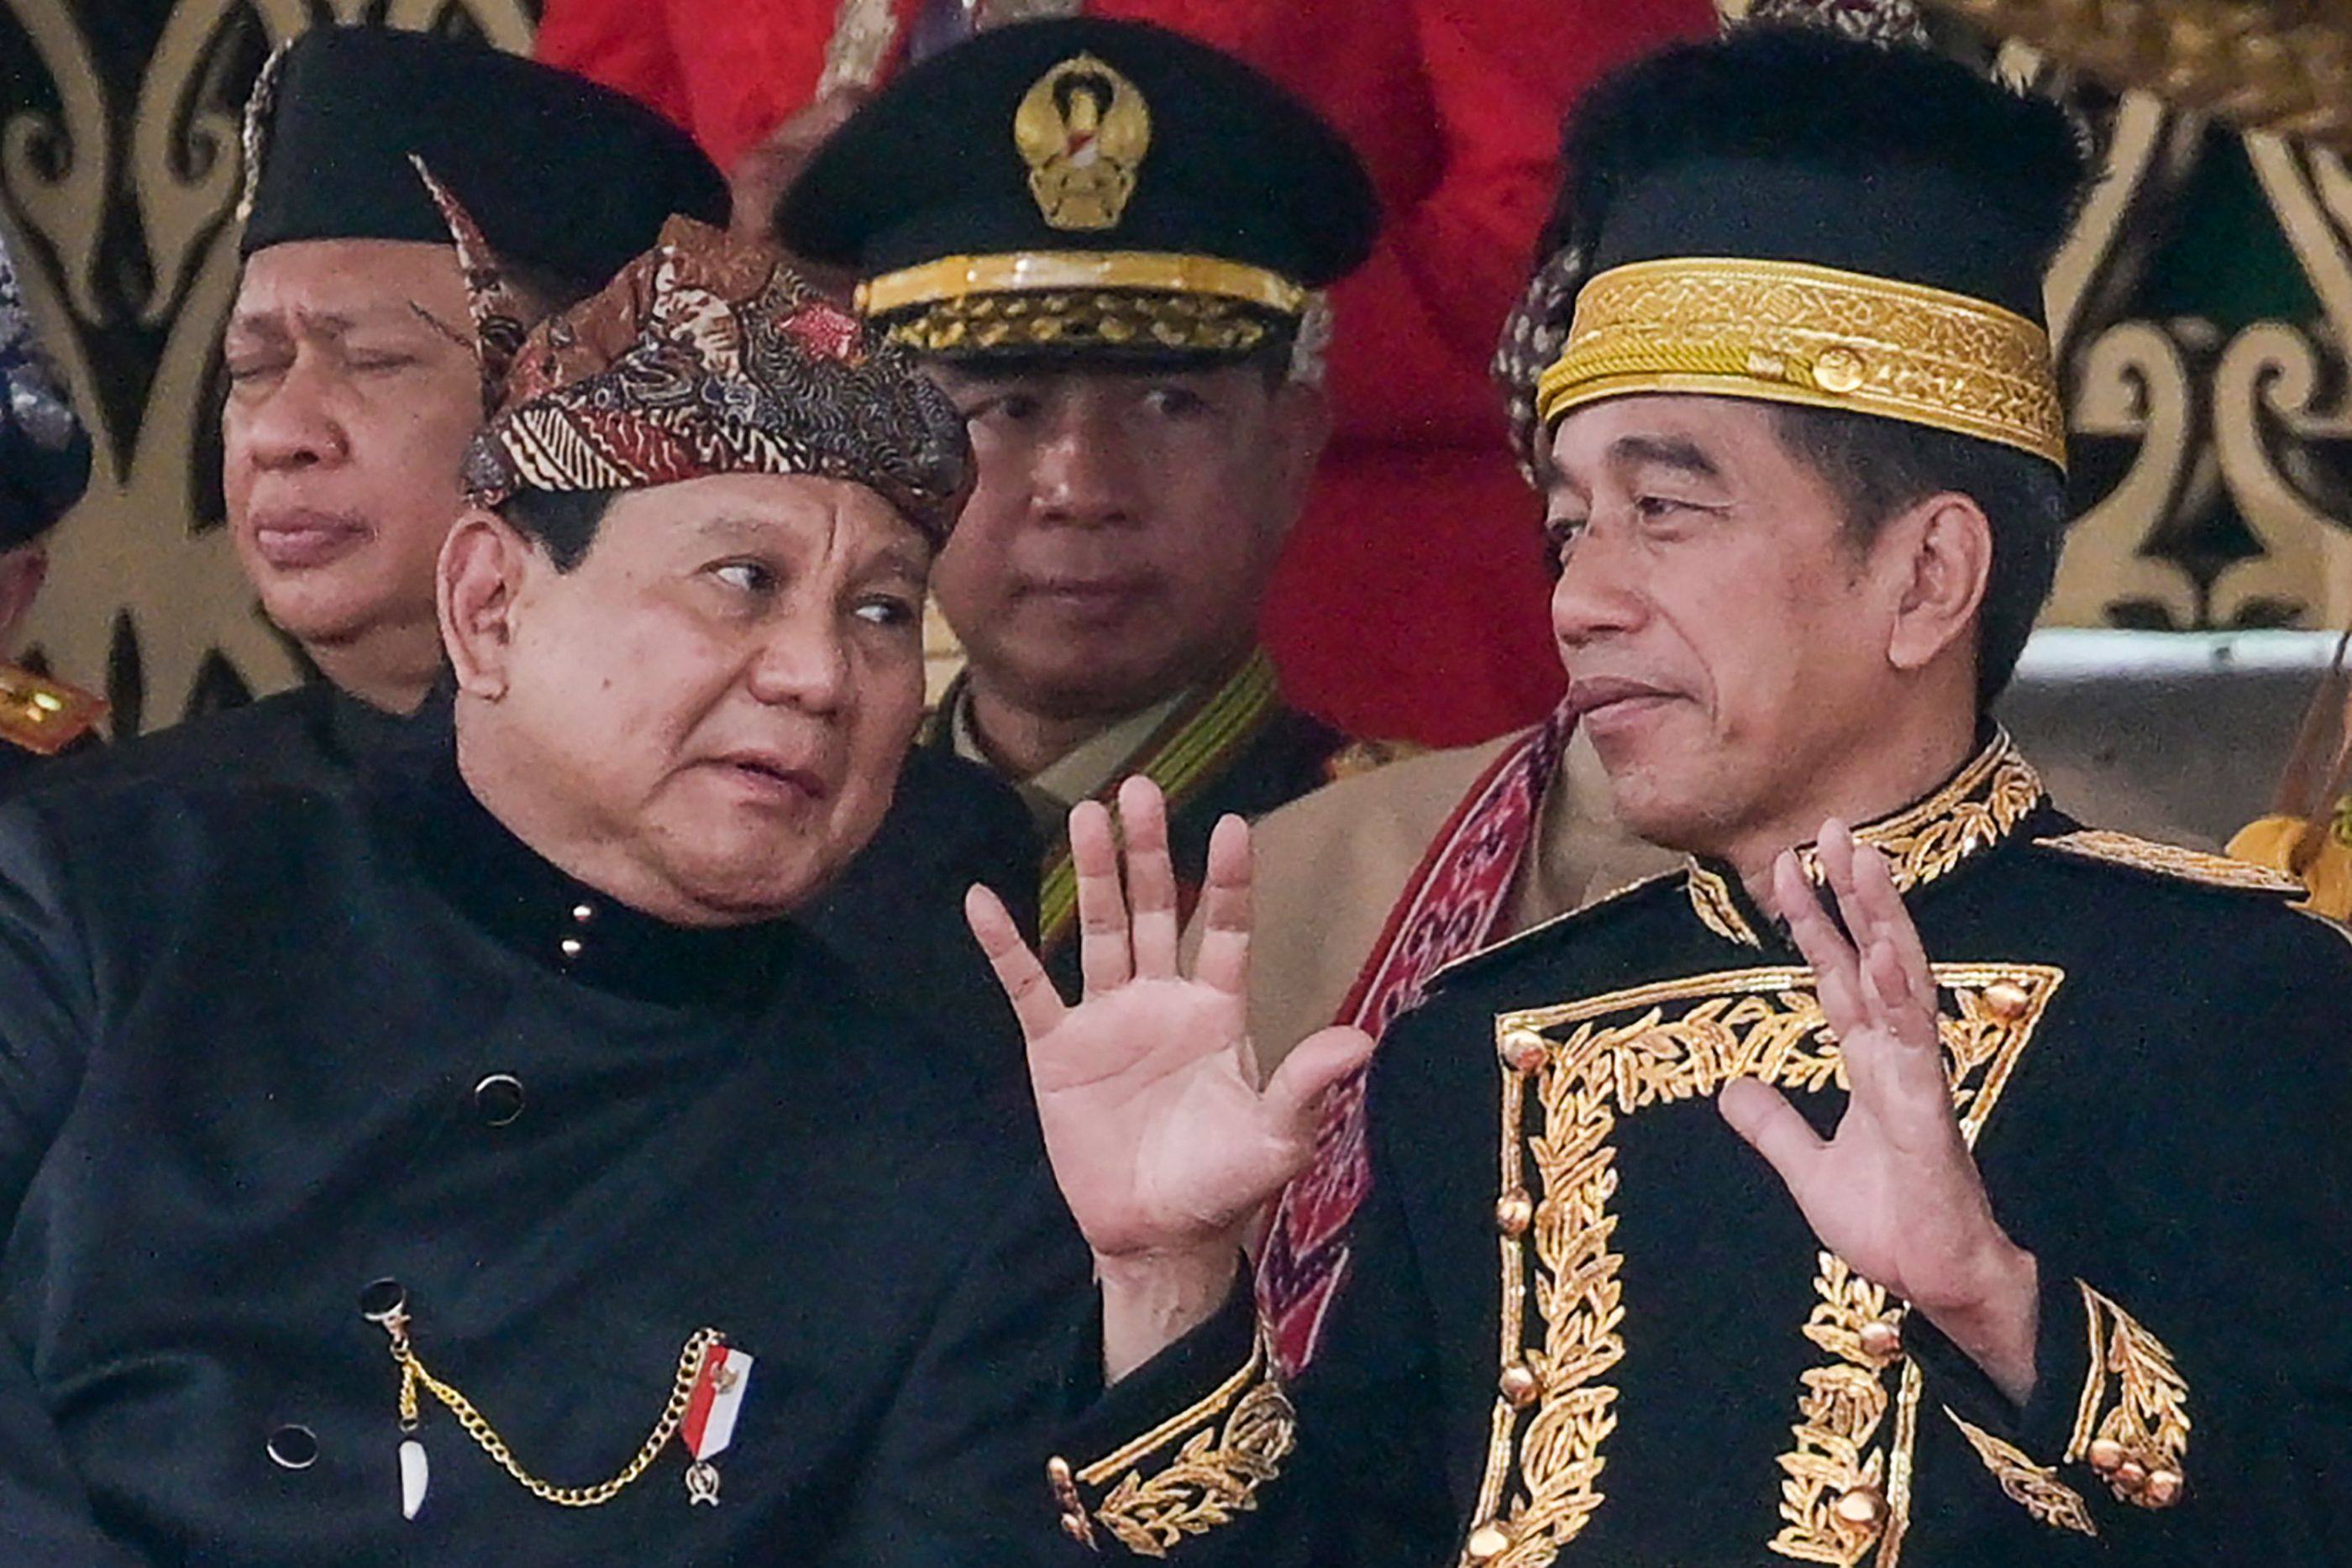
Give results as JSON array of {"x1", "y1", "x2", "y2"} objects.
[
  {"x1": 0, "y1": 544, "x2": 47, "y2": 655},
  {"x1": 438, "y1": 507, "x2": 531, "y2": 700},
  {"x1": 1882, "y1": 490, "x2": 1993, "y2": 676},
  {"x1": 1264, "y1": 379, "x2": 1332, "y2": 538}
]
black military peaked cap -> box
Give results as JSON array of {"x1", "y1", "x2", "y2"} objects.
[
  {"x1": 1504, "y1": 24, "x2": 2092, "y2": 474},
  {"x1": 779, "y1": 16, "x2": 1378, "y2": 364},
  {"x1": 239, "y1": 26, "x2": 729, "y2": 292}
]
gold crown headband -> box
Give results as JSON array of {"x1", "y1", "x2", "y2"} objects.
[{"x1": 1534, "y1": 256, "x2": 2066, "y2": 471}]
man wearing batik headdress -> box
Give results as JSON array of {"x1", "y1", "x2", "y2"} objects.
[
  {"x1": 968, "y1": 18, "x2": 2352, "y2": 1565},
  {"x1": 0, "y1": 223, "x2": 101, "y2": 787},
  {"x1": 778, "y1": 18, "x2": 1379, "y2": 990},
  {"x1": 52, "y1": 24, "x2": 1042, "y2": 1056},
  {"x1": 0, "y1": 205, "x2": 1086, "y2": 1565}
]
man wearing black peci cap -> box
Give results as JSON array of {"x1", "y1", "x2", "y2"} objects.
[
  {"x1": 0, "y1": 223, "x2": 101, "y2": 789},
  {"x1": 967, "y1": 14, "x2": 2352, "y2": 1564},
  {"x1": 780, "y1": 18, "x2": 1381, "y2": 989}
]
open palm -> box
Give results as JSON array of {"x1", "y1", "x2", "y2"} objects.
[{"x1": 966, "y1": 775, "x2": 1372, "y2": 1266}]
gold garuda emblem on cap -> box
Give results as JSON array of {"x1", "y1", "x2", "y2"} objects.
[{"x1": 1014, "y1": 53, "x2": 1151, "y2": 232}]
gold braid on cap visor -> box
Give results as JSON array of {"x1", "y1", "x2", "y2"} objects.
[
  {"x1": 858, "y1": 250, "x2": 1307, "y2": 355},
  {"x1": 1534, "y1": 257, "x2": 2067, "y2": 471}
]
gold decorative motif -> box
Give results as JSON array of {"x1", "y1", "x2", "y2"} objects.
[
  {"x1": 1682, "y1": 732, "x2": 2043, "y2": 934},
  {"x1": 1072, "y1": 1327, "x2": 1296, "y2": 1558},
  {"x1": 878, "y1": 288, "x2": 1275, "y2": 359},
  {"x1": 1015, "y1": 53, "x2": 1151, "y2": 231},
  {"x1": 1809, "y1": 731, "x2": 2045, "y2": 894},
  {"x1": 1536, "y1": 257, "x2": 2066, "y2": 469},
  {"x1": 1478, "y1": 962, "x2": 2065, "y2": 1568},
  {"x1": 1773, "y1": 1256, "x2": 1903, "y2": 1565},
  {"x1": 1924, "y1": 0, "x2": 2352, "y2": 151},
  {"x1": 1945, "y1": 1408, "x2": 2099, "y2": 1537},
  {"x1": 1686, "y1": 861, "x2": 1762, "y2": 947},
  {"x1": 860, "y1": 250, "x2": 1308, "y2": 318},
  {"x1": 2041, "y1": 828, "x2": 2305, "y2": 894},
  {"x1": 2066, "y1": 1282, "x2": 2192, "y2": 1509}
]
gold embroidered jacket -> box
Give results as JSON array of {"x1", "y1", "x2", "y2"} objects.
[{"x1": 1048, "y1": 732, "x2": 2352, "y2": 1565}]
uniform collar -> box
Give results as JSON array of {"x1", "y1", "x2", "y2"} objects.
[
  {"x1": 366, "y1": 707, "x2": 799, "y2": 1010},
  {"x1": 1684, "y1": 726, "x2": 2046, "y2": 947}
]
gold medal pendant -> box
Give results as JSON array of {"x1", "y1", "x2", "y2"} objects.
[{"x1": 679, "y1": 1344, "x2": 757, "y2": 1507}]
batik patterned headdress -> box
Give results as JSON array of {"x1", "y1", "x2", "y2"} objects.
[{"x1": 422, "y1": 167, "x2": 971, "y2": 548}]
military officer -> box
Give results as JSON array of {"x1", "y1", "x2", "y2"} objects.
[
  {"x1": 0, "y1": 206, "x2": 1086, "y2": 1565},
  {"x1": 971, "y1": 21, "x2": 2352, "y2": 1564},
  {"x1": 779, "y1": 18, "x2": 1380, "y2": 988},
  {"x1": 0, "y1": 223, "x2": 101, "y2": 787}
]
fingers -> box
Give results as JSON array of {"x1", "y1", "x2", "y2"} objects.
[
  {"x1": 1121, "y1": 775, "x2": 1182, "y2": 980},
  {"x1": 965, "y1": 884, "x2": 1067, "y2": 1041},
  {"x1": 1069, "y1": 799, "x2": 1133, "y2": 999},
  {"x1": 1819, "y1": 826, "x2": 1939, "y2": 1053},
  {"x1": 1773, "y1": 848, "x2": 1866, "y2": 1041},
  {"x1": 1260, "y1": 1026, "x2": 1377, "y2": 1146},
  {"x1": 1190, "y1": 814, "x2": 1253, "y2": 1001},
  {"x1": 1718, "y1": 1076, "x2": 1825, "y2": 1192}
]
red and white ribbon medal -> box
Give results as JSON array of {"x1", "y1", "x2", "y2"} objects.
[{"x1": 680, "y1": 1344, "x2": 753, "y2": 1506}]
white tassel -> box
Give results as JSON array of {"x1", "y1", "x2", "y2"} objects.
[{"x1": 400, "y1": 1439, "x2": 429, "y2": 1521}]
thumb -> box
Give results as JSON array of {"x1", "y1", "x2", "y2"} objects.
[
  {"x1": 1719, "y1": 1077, "x2": 1824, "y2": 1194},
  {"x1": 1261, "y1": 1025, "x2": 1377, "y2": 1142}
]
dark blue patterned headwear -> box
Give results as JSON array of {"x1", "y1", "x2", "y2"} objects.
[{"x1": 0, "y1": 228, "x2": 91, "y2": 548}]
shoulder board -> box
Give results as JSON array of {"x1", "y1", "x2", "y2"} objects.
[
  {"x1": 1425, "y1": 865, "x2": 1684, "y2": 991},
  {"x1": 1322, "y1": 736, "x2": 1425, "y2": 784},
  {"x1": 2032, "y1": 829, "x2": 2303, "y2": 896},
  {"x1": 0, "y1": 664, "x2": 104, "y2": 757}
]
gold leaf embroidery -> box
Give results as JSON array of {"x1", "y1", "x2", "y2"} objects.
[
  {"x1": 1477, "y1": 963, "x2": 2064, "y2": 1568},
  {"x1": 2040, "y1": 829, "x2": 2303, "y2": 894},
  {"x1": 1074, "y1": 1329, "x2": 1296, "y2": 1558},
  {"x1": 1946, "y1": 1408, "x2": 2099, "y2": 1536},
  {"x1": 2066, "y1": 1282, "x2": 2192, "y2": 1507}
]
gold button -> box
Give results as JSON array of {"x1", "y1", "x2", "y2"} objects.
[
  {"x1": 1857, "y1": 1319, "x2": 1903, "y2": 1361},
  {"x1": 2114, "y1": 1458, "x2": 2149, "y2": 1493},
  {"x1": 1982, "y1": 980, "x2": 2032, "y2": 1021},
  {"x1": 1498, "y1": 1361, "x2": 1541, "y2": 1408},
  {"x1": 1464, "y1": 1521, "x2": 1513, "y2": 1560},
  {"x1": 1494, "y1": 1189, "x2": 1534, "y2": 1237},
  {"x1": 2086, "y1": 1436, "x2": 2127, "y2": 1475},
  {"x1": 1499, "y1": 1030, "x2": 1547, "y2": 1075},
  {"x1": 1812, "y1": 345, "x2": 1866, "y2": 395},
  {"x1": 2143, "y1": 1466, "x2": 2184, "y2": 1508},
  {"x1": 1833, "y1": 1482, "x2": 1887, "y2": 1529}
]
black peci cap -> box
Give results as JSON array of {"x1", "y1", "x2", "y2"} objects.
[
  {"x1": 238, "y1": 26, "x2": 730, "y2": 292},
  {"x1": 779, "y1": 17, "x2": 1378, "y2": 364}
]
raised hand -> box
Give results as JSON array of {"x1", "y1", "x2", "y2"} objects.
[
  {"x1": 1719, "y1": 821, "x2": 2041, "y2": 1402},
  {"x1": 966, "y1": 775, "x2": 1373, "y2": 1377}
]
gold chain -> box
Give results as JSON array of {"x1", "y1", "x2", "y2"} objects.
[{"x1": 377, "y1": 1309, "x2": 722, "y2": 1509}]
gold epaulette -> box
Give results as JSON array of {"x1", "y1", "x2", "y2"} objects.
[
  {"x1": 2034, "y1": 829, "x2": 2304, "y2": 895},
  {"x1": 0, "y1": 663, "x2": 105, "y2": 757},
  {"x1": 1321, "y1": 737, "x2": 1424, "y2": 784}
]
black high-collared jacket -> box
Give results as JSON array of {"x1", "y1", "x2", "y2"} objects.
[{"x1": 0, "y1": 721, "x2": 1086, "y2": 1566}]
